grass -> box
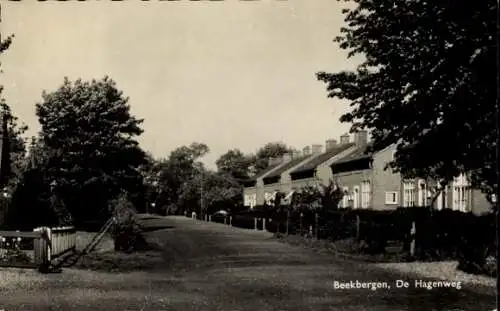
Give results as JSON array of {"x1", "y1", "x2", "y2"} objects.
[
  {"x1": 275, "y1": 233, "x2": 496, "y2": 291},
  {"x1": 72, "y1": 229, "x2": 164, "y2": 273}
]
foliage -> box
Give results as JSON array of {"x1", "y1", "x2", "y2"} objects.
[
  {"x1": 317, "y1": 1, "x2": 497, "y2": 199},
  {"x1": 35, "y1": 77, "x2": 148, "y2": 225},
  {"x1": 216, "y1": 149, "x2": 254, "y2": 181},
  {"x1": 290, "y1": 181, "x2": 344, "y2": 214},
  {"x1": 152, "y1": 142, "x2": 209, "y2": 214},
  {"x1": 0, "y1": 34, "x2": 28, "y2": 190},
  {"x1": 109, "y1": 192, "x2": 146, "y2": 253},
  {"x1": 178, "y1": 169, "x2": 242, "y2": 215},
  {"x1": 254, "y1": 142, "x2": 293, "y2": 171}
]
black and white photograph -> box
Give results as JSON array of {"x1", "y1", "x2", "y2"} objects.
[{"x1": 0, "y1": 0, "x2": 497, "y2": 310}]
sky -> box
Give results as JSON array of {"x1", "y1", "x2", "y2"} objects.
[{"x1": 0, "y1": 0, "x2": 361, "y2": 169}]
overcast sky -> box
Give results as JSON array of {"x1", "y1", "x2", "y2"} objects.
[{"x1": 0, "y1": 1, "x2": 361, "y2": 169}]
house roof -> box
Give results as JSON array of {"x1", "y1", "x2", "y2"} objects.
[
  {"x1": 263, "y1": 155, "x2": 312, "y2": 180},
  {"x1": 249, "y1": 163, "x2": 282, "y2": 181},
  {"x1": 330, "y1": 143, "x2": 374, "y2": 166},
  {"x1": 290, "y1": 143, "x2": 355, "y2": 175}
]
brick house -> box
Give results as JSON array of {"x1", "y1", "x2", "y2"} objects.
[
  {"x1": 330, "y1": 131, "x2": 492, "y2": 214},
  {"x1": 242, "y1": 157, "x2": 293, "y2": 208},
  {"x1": 330, "y1": 131, "x2": 402, "y2": 210},
  {"x1": 261, "y1": 148, "x2": 317, "y2": 205},
  {"x1": 289, "y1": 137, "x2": 357, "y2": 193}
]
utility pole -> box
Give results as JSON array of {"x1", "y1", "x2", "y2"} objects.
[{"x1": 200, "y1": 171, "x2": 204, "y2": 220}]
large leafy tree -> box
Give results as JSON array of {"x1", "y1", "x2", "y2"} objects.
[
  {"x1": 216, "y1": 149, "x2": 253, "y2": 181},
  {"x1": 317, "y1": 1, "x2": 497, "y2": 200},
  {"x1": 1, "y1": 34, "x2": 28, "y2": 190},
  {"x1": 35, "y1": 77, "x2": 147, "y2": 224},
  {"x1": 178, "y1": 169, "x2": 242, "y2": 215},
  {"x1": 254, "y1": 142, "x2": 292, "y2": 171},
  {"x1": 154, "y1": 142, "x2": 209, "y2": 214}
]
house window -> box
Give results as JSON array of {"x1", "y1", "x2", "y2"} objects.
[
  {"x1": 403, "y1": 181, "x2": 416, "y2": 207},
  {"x1": 385, "y1": 191, "x2": 398, "y2": 205},
  {"x1": 360, "y1": 181, "x2": 371, "y2": 208},
  {"x1": 250, "y1": 194, "x2": 257, "y2": 208},
  {"x1": 353, "y1": 186, "x2": 360, "y2": 209},
  {"x1": 452, "y1": 174, "x2": 470, "y2": 212},
  {"x1": 341, "y1": 187, "x2": 349, "y2": 208},
  {"x1": 417, "y1": 179, "x2": 428, "y2": 206},
  {"x1": 244, "y1": 195, "x2": 250, "y2": 207}
]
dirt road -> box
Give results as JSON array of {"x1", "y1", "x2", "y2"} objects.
[{"x1": 0, "y1": 215, "x2": 496, "y2": 311}]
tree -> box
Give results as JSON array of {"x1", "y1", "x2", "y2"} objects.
[
  {"x1": 317, "y1": 1, "x2": 497, "y2": 201},
  {"x1": 35, "y1": 77, "x2": 147, "y2": 225},
  {"x1": 1, "y1": 34, "x2": 28, "y2": 190},
  {"x1": 154, "y1": 142, "x2": 209, "y2": 214},
  {"x1": 178, "y1": 169, "x2": 242, "y2": 215},
  {"x1": 254, "y1": 142, "x2": 292, "y2": 171},
  {"x1": 216, "y1": 149, "x2": 253, "y2": 181}
]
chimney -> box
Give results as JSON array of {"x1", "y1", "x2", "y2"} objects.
[
  {"x1": 311, "y1": 144, "x2": 323, "y2": 154},
  {"x1": 354, "y1": 130, "x2": 368, "y2": 148},
  {"x1": 340, "y1": 133, "x2": 350, "y2": 145},
  {"x1": 292, "y1": 150, "x2": 302, "y2": 159},
  {"x1": 325, "y1": 139, "x2": 337, "y2": 151},
  {"x1": 302, "y1": 146, "x2": 311, "y2": 155},
  {"x1": 282, "y1": 153, "x2": 292, "y2": 163}
]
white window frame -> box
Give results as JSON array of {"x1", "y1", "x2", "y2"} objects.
[
  {"x1": 452, "y1": 174, "x2": 470, "y2": 212},
  {"x1": 385, "y1": 191, "x2": 399, "y2": 205},
  {"x1": 341, "y1": 187, "x2": 349, "y2": 208},
  {"x1": 250, "y1": 194, "x2": 257, "y2": 208},
  {"x1": 353, "y1": 186, "x2": 360, "y2": 209},
  {"x1": 417, "y1": 179, "x2": 428, "y2": 206},
  {"x1": 403, "y1": 181, "x2": 416, "y2": 207},
  {"x1": 360, "y1": 181, "x2": 371, "y2": 208}
]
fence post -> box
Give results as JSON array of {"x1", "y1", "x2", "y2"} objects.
[
  {"x1": 315, "y1": 213, "x2": 319, "y2": 239},
  {"x1": 209, "y1": 215, "x2": 212, "y2": 222},
  {"x1": 286, "y1": 210, "x2": 290, "y2": 235},
  {"x1": 224, "y1": 216, "x2": 227, "y2": 225},
  {"x1": 262, "y1": 218, "x2": 266, "y2": 231},
  {"x1": 356, "y1": 215, "x2": 361, "y2": 240},
  {"x1": 410, "y1": 221, "x2": 416, "y2": 257},
  {"x1": 229, "y1": 216, "x2": 232, "y2": 226},
  {"x1": 254, "y1": 218, "x2": 258, "y2": 230},
  {"x1": 33, "y1": 227, "x2": 50, "y2": 270}
]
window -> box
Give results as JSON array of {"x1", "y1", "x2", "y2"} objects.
[
  {"x1": 250, "y1": 194, "x2": 257, "y2": 208},
  {"x1": 244, "y1": 195, "x2": 250, "y2": 207},
  {"x1": 360, "y1": 181, "x2": 371, "y2": 208},
  {"x1": 385, "y1": 191, "x2": 399, "y2": 205},
  {"x1": 341, "y1": 187, "x2": 349, "y2": 208},
  {"x1": 417, "y1": 180, "x2": 428, "y2": 206},
  {"x1": 403, "y1": 181, "x2": 416, "y2": 207},
  {"x1": 452, "y1": 174, "x2": 470, "y2": 212},
  {"x1": 353, "y1": 186, "x2": 360, "y2": 209}
]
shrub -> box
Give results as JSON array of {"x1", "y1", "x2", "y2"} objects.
[{"x1": 108, "y1": 192, "x2": 147, "y2": 253}]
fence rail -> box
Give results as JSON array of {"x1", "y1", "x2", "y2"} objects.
[{"x1": 0, "y1": 226, "x2": 77, "y2": 270}]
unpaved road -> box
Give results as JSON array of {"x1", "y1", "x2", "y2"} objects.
[{"x1": 0, "y1": 215, "x2": 496, "y2": 311}]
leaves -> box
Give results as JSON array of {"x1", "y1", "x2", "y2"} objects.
[
  {"x1": 33, "y1": 77, "x2": 147, "y2": 223},
  {"x1": 318, "y1": 0, "x2": 496, "y2": 198}
]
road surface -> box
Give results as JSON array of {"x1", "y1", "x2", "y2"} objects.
[{"x1": 0, "y1": 215, "x2": 496, "y2": 311}]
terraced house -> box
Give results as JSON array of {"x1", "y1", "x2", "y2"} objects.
[
  {"x1": 261, "y1": 148, "x2": 317, "y2": 205},
  {"x1": 243, "y1": 130, "x2": 493, "y2": 214},
  {"x1": 329, "y1": 131, "x2": 492, "y2": 214},
  {"x1": 289, "y1": 134, "x2": 358, "y2": 192}
]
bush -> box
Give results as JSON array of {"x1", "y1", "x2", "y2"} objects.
[{"x1": 108, "y1": 193, "x2": 147, "y2": 253}]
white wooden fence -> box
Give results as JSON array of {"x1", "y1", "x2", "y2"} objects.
[{"x1": 0, "y1": 225, "x2": 76, "y2": 268}]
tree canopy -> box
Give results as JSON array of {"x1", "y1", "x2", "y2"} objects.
[
  {"x1": 254, "y1": 142, "x2": 293, "y2": 171},
  {"x1": 35, "y1": 77, "x2": 148, "y2": 224},
  {"x1": 317, "y1": 1, "x2": 497, "y2": 198},
  {"x1": 215, "y1": 149, "x2": 254, "y2": 181}
]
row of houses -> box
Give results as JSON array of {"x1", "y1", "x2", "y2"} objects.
[{"x1": 243, "y1": 131, "x2": 492, "y2": 215}]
